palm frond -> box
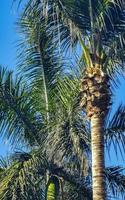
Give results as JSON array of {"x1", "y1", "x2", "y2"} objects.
[
  {"x1": 0, "y1": 156, "x2": 10, "y2": 169},
  {"x1": 43, "y1": 76, "x2": 91, "y2": 179},
  {"x1": 106, "y1": 166, "x2": 125, "y2": 199},
  {"x1": 0, "y1": 150, "x2": 92, "y2": 200},
  {"x1": 17, "y1": 5, "x2": 68, "y2": 122},
  {"x1": 48, "y1": 161, "x2": 92, "y2": 200},
  {"x1": 45, "y1": 175, "x2": 60, "y2": 200},
  {"x1": 0, "y1": 151, "x2": 46, "y2": 200},
  {"x1": 105, "y1": 105, "x2": 125, "y2": 157},
  {"x1": 0, "y1": 66, "x2": 44, "y2": 147},
  {"x1": 16, "y1": 7, "x2": 92, "y2": 170}
]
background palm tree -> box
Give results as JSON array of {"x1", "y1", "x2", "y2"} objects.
[{"x1": 1, "y1": 0, "x2": 125, "y2": 199}]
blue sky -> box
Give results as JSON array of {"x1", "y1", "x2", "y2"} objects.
[
  {"x1": 0, "y1": 1, "x2": 19, "y2": 69},
  {"x1": 0, "y1": 1, "x2": 125, "y2": 168},
  {"x1": 0, "y1": 1, "x2": 19, "y2": 155}
]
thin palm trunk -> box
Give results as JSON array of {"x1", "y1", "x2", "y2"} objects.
[
  {"x1": 80, "y1": 66, "x2": 109, "y2": 200},
  {"x1": 91, "y1": 115, "x2": 105, "y2": 200},
  {"x1": 88, "y1": 3, "x2": 106, "y2": 197}
]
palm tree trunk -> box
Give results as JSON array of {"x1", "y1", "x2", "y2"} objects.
[
  {"x1": 91, "y1": 114, "x2": 105, "y2": 200},
  {"x1": 80, "y1": 66, "x2": 109, "y2": 199}
]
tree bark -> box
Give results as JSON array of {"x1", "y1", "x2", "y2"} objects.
[{"x1": 91, "y1": 114, "x2": 106, "y2": 200}]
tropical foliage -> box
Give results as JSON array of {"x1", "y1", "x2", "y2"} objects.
[{"x1": 0, "y1": 0, "x2": 125, "y2": 199}]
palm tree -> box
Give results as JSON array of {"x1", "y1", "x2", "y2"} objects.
[
  {"x1": 15, "y1": 1, "x2": 125, "y2": 199},
  {"x1": 20, "y1": 0, "x2": 124, "y2": 200},
  {"x1": 0, "y1": 51, "x2": 125, "y2": 199}
]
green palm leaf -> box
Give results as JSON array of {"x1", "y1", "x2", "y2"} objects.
[
  {"x1": 105, "y1": 105, "x2": 125, "y2": 157},
  {"x1": 45, "y1": 176, "x2": 60, "y2": 200},
  {"x1": 0, "y1": 66, "x2": 44, "y2": 147}
]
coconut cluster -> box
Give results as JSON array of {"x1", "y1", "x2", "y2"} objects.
[{"x1": 80, "y1": 67, "x2": 110, "y2": 119}]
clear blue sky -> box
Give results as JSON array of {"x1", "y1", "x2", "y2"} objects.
[
  {"x1": 0, "y1": 1, "x2": 125, "y2": 167},
  {"x1": 0, "y1": 1, "x2": 19, "y2": 69}
]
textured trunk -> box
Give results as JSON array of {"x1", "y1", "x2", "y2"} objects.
[
  {"x1": 91, "y1": 114, "x2": 105, "y2": 200},
  {"x1": 80, "y1": 66, "x2": 109, "y2": 200}
]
